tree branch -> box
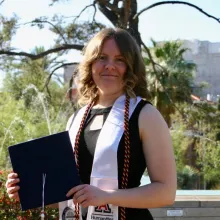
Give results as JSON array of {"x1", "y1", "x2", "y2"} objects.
[
  {"x1": 42, "y1": 62, "x2": 78, "y2": 91},
  {"x1": 73, "y1": 2, "x2": 96, "y2": 23},
  {"x1": 96, "y1": 0, "x2": 120, "y2": 14},
  {"x1": 46, "y1": 85, "x2": 52, "y2": 99},
  {"x1": 0, "y1": 44, "x2": 83, "y2": 59},
  {"x1": 21, "y1": 19, "x2": 67, "y2": 44},
  {"x1": 141, "y1": 39, "x2": 157, "y2": 73},
  {"x1": 92, "y1": 4, "x2": 97, "y2": 22},
  {"x1": 129, "y1": 0, "x2": 138, "y2": 21},
  {"x1": 54, "y1": 73, "x2": 64, "y2": 85},
  {"x1": 96, "y1": 0, "x2": 119, "y2": 26},
  {"x1": 133, "y1": 1, "x2": 220, "y2": 23},
  {"x1": 123, "y1": 0, "x2": 131, "y2": 28},
  {"x1": 113, "y1": 0, "x2": 120, "y2": 7}
]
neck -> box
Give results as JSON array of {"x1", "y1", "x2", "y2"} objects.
[{"x1": 94, "y1": 92, "x2": 124, "y2": 108}]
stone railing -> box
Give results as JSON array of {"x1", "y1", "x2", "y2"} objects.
[{"x1": 149, "y1": 193, "x2": 220, "y2": 220}]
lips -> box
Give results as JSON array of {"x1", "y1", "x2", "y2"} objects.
[{"x1": 101, "y1": 74, "x2": 118, "y2": 77}]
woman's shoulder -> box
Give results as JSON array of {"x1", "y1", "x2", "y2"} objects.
[
  {"x1": 140, "y1": 101, "x2": 157, "y2": 115},
  {"x1": 138, "y1": 101, "x2": 169, "y2": 132}
]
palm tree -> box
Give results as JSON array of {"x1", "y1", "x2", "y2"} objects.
[{"x1": 144, "y1": 40, "x2": 196, "y2": 127}]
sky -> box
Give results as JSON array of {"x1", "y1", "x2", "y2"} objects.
[{"x1": 1, "y1": 0, "x2": 220, "y2": 85}]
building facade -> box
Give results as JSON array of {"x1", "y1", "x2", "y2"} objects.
[{"x1": 183, "y1": 40, "x2": 220, "y2": 101}]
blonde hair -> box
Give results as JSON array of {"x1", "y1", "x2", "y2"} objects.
[{"x1": 76, "y1": 28, "x2": 149, "y2": 106}]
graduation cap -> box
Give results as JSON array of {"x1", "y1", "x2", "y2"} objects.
[{"x1": 8, "y1": 131, "x2": 80, "y2": 211}]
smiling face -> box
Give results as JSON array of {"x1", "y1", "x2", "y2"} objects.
[
  {"x1": 91, "y1": 38, "x2": 127, "y2": 97},
  {"x1": 77, "y1": 28, "x2": 149, "y2": 106}
]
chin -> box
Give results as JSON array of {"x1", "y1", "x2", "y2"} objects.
[
  {"x1": 99, "y1": 90, "x2": 124, "y2": 96},
  {"x1": 97, "y1": 84, "x2": 124, "y2": 96}
]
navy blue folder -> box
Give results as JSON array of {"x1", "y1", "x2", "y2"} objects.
[{"x1": 8, "y1": 131, "x2": 80, "y2": 211}]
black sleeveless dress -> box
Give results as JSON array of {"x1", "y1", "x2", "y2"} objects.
[{"x1": 73, "y1": 100, "x2": 154, "y2": 220}]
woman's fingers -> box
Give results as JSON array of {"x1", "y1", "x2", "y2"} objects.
[
  {"x1": 8, "y1": 192, "x2": 19, "y2": 200},
  {"x1": 6, "y1": 177, "x2": 20, "y2": 188},
  {"x1": 8, "y1": 172, "x2": 18, "y2": 179},
  {"x1": 5, "y1": 172, "x2": 20, "y2": 201},
  {"x1": 73, "y1": 188, "x2": 85, "y2": 200},
  {"x1": 74, "y1": 193, "x2": 87, "y2": 205},
  {"x1": 6, "y1": 172, "x2": 19, "y2": 188},
  {"x1": 7, "y1": 185, "x2": 20, "y2": 195},
  {"x1": 66, "y1": 184, "x2": 86, "y2": 197},
  {"x1": 72, "y1": 186, "x2": 90, "y2": 205}
]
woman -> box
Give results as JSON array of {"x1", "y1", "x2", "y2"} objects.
[{"x1": 6, "y1": 28, "x2": 177, "y2": 220}]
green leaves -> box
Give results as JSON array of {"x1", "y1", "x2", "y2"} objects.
[
  {"x1": 0, "y1": 47, "x2": 74, "y2": 169},
  {"x1": 0, "y1": 15, "x2": 18, "y2": 49},
  {"x1": 171, "y1": 101, "x2": 220, "y2": 189},
  {"x1": 144, "y1": 40, "x2": 196, "y2": 127}
]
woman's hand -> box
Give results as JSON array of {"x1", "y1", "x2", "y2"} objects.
[
  {"x1": 66, "y1": 184, "x2": 109, "y2": 208},
  {"x1": 5, "y1": 172, "x2": 20, "y2": 201}
]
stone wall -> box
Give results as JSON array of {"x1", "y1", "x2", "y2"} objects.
[
  {"x1": 183, "y1": 40, "x2": 220, "y2": 100},
  {"x1": 149, "y1": 195, "x2": 220, "y2": 220}
]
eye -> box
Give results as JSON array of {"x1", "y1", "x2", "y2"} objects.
[
  {"x1": 116, "y1": 57, "x2": 125, "y2": 63},
  {"x1": 98, "y1": 55, "x2": 106, "y2": 60}
]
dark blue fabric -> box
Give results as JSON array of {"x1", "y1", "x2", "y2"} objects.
[{"x1": 8, "y1": 131, "x2": 80, "y2": 211}]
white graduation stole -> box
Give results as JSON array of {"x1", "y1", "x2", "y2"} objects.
[{"x1": 59, "y1": 95, "x2": 141, "y2": 220}]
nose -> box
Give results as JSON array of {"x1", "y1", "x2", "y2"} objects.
[{"x1": 105, "y1": 60, "x2": 116, "y2": 71}]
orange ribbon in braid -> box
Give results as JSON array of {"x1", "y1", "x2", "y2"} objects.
[
  {"x1": 74, "y1": 101, "x2": 94, "y2": 220},
  {"x1": 120, "y1": 95, "x2": 130, "y2": 220}
]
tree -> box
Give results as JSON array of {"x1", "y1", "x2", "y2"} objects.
[
  {"x1": 0, "y1": 1, "x2": 219, "y2": 68},
  {"x1": 0, "y1": 0, "x2": 219, "y2": 111},
  {"x1": 171, "y1": 101, "x2": 220, "y2": 189},
  {"x1": 1, "y1": 1, "x2": 220, "y2": 54},
  {"x1": 0, "y1": 48, "x2": 74, "y2": 168},
  {"x1": 145, "y1": 40, "x2": 196, "y2": 127}
]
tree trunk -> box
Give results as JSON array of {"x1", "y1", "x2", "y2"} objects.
[{"x1": 96, "y1": 0, "x2": 142, "y2": 47}]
